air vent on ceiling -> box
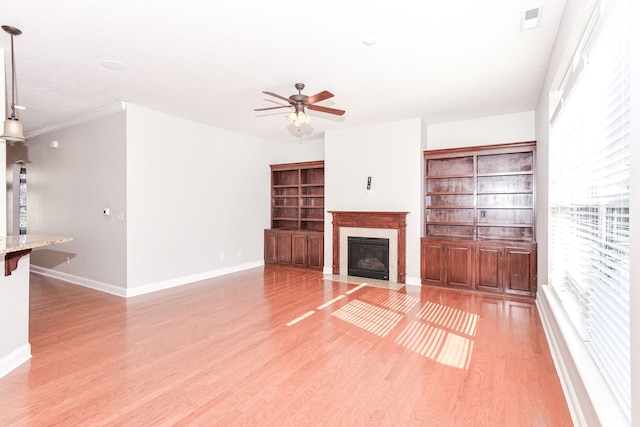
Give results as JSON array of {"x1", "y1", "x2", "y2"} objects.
[{"x1": 521, "y1": 6, "x2": 543, "y2": 31}]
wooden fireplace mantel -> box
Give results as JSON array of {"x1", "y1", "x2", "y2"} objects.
[{"x1": 329, "y1": 211, "x2": 409, "y2": 283}]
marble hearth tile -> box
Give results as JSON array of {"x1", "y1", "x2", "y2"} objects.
[{"x1": 325, "y1": 274, "x2": 405, "y2": 291}]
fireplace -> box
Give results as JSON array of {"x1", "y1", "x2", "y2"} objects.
[
  {"x1": 348, "y1": 236, "x2": 390, "y2": 280},
  {"x1": 329, "y1": 211, "x2": 409, "y2": 283}
]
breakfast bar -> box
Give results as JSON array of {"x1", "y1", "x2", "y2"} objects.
[{"x1": 0, "y1": 234, "x2": 72, "y2": 377}]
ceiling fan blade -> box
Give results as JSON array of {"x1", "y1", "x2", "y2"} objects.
[
  {"x1": 307, "y1": 104, "x2": 345, "y2": 116},
  {"x1": 262, "y1": 91, "x2": 293, "y2": 104},
  {"x1": 254, "y1": 105, "x2": 291, "y2": 111},
  {"x1": 304, "y1": 90, "x2": 334, "y2": 105}
]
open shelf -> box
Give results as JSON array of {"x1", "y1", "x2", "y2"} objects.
[
  {"x1": 424, "y1": 142, "x2": 536, "y2": 242},
  {"x1": 269, "y1": 161, "x2": 325, "y2": 231}
]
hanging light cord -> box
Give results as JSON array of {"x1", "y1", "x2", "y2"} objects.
[{"x1": 9, "y1": 31, "x2": 18, "y2": 119}]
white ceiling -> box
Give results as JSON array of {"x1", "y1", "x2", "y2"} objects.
[{"x1": 1, "y1": 0, "x2": 566, "y2": 144}]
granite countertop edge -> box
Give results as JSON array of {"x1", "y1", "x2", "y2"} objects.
[{"x1": 0, "y1": 234, "x2": 73, "y2": 255}]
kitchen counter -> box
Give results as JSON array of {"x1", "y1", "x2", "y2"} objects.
[
  {"x1": 0, "y1": 234, "x2": 73, "y2": 254},
  {"x1": 1, "y1": 234, "x2": 73, "y2": 277}
]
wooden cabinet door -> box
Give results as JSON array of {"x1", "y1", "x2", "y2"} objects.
[
  {"x1": 276, "y1": 233, "x2": 292, "y2": 264},
  {"x1": 476, "y1": 245, "x2": 502, "y2": 293},
  {"x1": 421, "y1": 239, "x2": 445, "y2": 286},
  {"x1": 445, "y1": 243, "x2": 474, "y2": 288},
  {"x1": 265, "y1": 230, "x2": 322, "y2": 270},
  {"x1": 307, "y1": 235, "x2": 324, "y2": 270},
  {"x1": 504, "y1": 245, "x2": 537, "y2": 297},
  {"x1": 291, "y1": 234, "x2": 307, "y2": 267},
  {"x1": 264, "y1": 230, "x2": 277, "y2": 263}
]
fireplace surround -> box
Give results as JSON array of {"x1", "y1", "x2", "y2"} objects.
[{"x1": 329, "y1": 211, "x2": 408, "y2": 283}]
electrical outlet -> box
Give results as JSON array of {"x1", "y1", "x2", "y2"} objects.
[{"x1": 219, "y1": 252, "x2": 225, "y2": 260}]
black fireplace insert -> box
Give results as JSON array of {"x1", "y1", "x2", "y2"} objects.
[{"x1": 347, "y1": 236, "x2": 390, "y2": 280}]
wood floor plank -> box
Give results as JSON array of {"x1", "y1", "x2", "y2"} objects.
[{"x1": 0, "y1": 266, "x2": 573, "y2": 426}]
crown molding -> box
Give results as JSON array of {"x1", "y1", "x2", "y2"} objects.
[{"x1": 25, "y1": 102, "x2": 127, "y2": 138}]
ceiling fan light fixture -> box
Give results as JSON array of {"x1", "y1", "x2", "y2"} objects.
[
  {"x1": 256, "y1": 82, "x2": 343, "y2": 128},
  {"x1": 298, "y1": 110, "x2": 310, "y2": 125},
  {"x1": 1, "y1": 25, "x2": 26, "y2": 142},
  {"x1": 287, "y1": 110, "x2": 310, "y2": 127}
]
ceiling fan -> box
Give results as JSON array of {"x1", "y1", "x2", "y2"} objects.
[{"x1": 254, "y1": 83, "x2": 345, "y2": 126}]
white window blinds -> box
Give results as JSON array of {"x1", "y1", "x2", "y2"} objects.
[{"x1": 549, "y1": 0, "x2": 630, "y2": 418}]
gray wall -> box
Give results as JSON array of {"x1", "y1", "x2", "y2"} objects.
[{"x1": 8, "y1": 111, "x2": 127, "y2": 290}]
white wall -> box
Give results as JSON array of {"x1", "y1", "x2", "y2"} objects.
[
  {"x1": 273, "y1": 137, "x2": 324, "y2": 163},
  {"x1": 10, "y1": 111, "x2": 128, "y2": 292},
  {"x1": 426, "y1": 111, "x2": 535, "y2": 150},
  {"x1": 125, "y1": 104, "x2": 275, "y2": 294},
  {"x1": 324, "y1": 118, "x2": 424, "y2": 284}
]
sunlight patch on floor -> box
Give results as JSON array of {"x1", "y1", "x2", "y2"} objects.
[
  {"x1": 359, "y1": 288, "x2": 419, "y2": 313},
  {"x1": 286, "y1": 310, "x2": 316, "y2": 326},
  {"x1": 395, "y1": 321, "x2": 474, "y2": 369},
  {"x1": 417, "y1": 301, "x2": 479, "y2": 336},
  {"x1": 345, "y1": 283, "x2": 368, "y2": 295},
  {"x1": 395, "y1": 301, "x2": 479, "y2": 369},
  {"x1": 286, "y1": 282, "x2": 478, "y2": 370},
  {"x1": 316, "y1": 295, "x2": 346, "y2": 310},
  {"x1": 331, "y1": 300, "x2": 403, "y2": 337}
]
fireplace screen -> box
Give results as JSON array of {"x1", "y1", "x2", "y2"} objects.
[{"x1": 347, "y1": 236, "x2": 390, "y2": 280}]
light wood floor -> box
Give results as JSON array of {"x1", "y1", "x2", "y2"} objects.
[{"x1": 0, "y1": 266, "x2": 573, "y2": 426}]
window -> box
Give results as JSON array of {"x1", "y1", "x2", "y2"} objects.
[{"x1": 549, "y1": 0, "x2": 630, "y2": 418}]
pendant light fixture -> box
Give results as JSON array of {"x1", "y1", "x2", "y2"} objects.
[{"x1": 1, "y1": 25, "x2": 26, "y2": 142}]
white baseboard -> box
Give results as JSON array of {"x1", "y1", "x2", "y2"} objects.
[
  {"x1": 0, "y1": 343, "x2": 31, "y2": 379},
  {"x1": 404, "y1": 275, "x2": 422, "y2": 287},
  {"x1": 124, "y1": 260, "x2": 265, "y2": 297},
  {"x1": 30, "y1": 260, "x2": 265, "y2": 299},
  {"x1": 30, "y1": 265, "x2": 127, "y2": 297}
]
